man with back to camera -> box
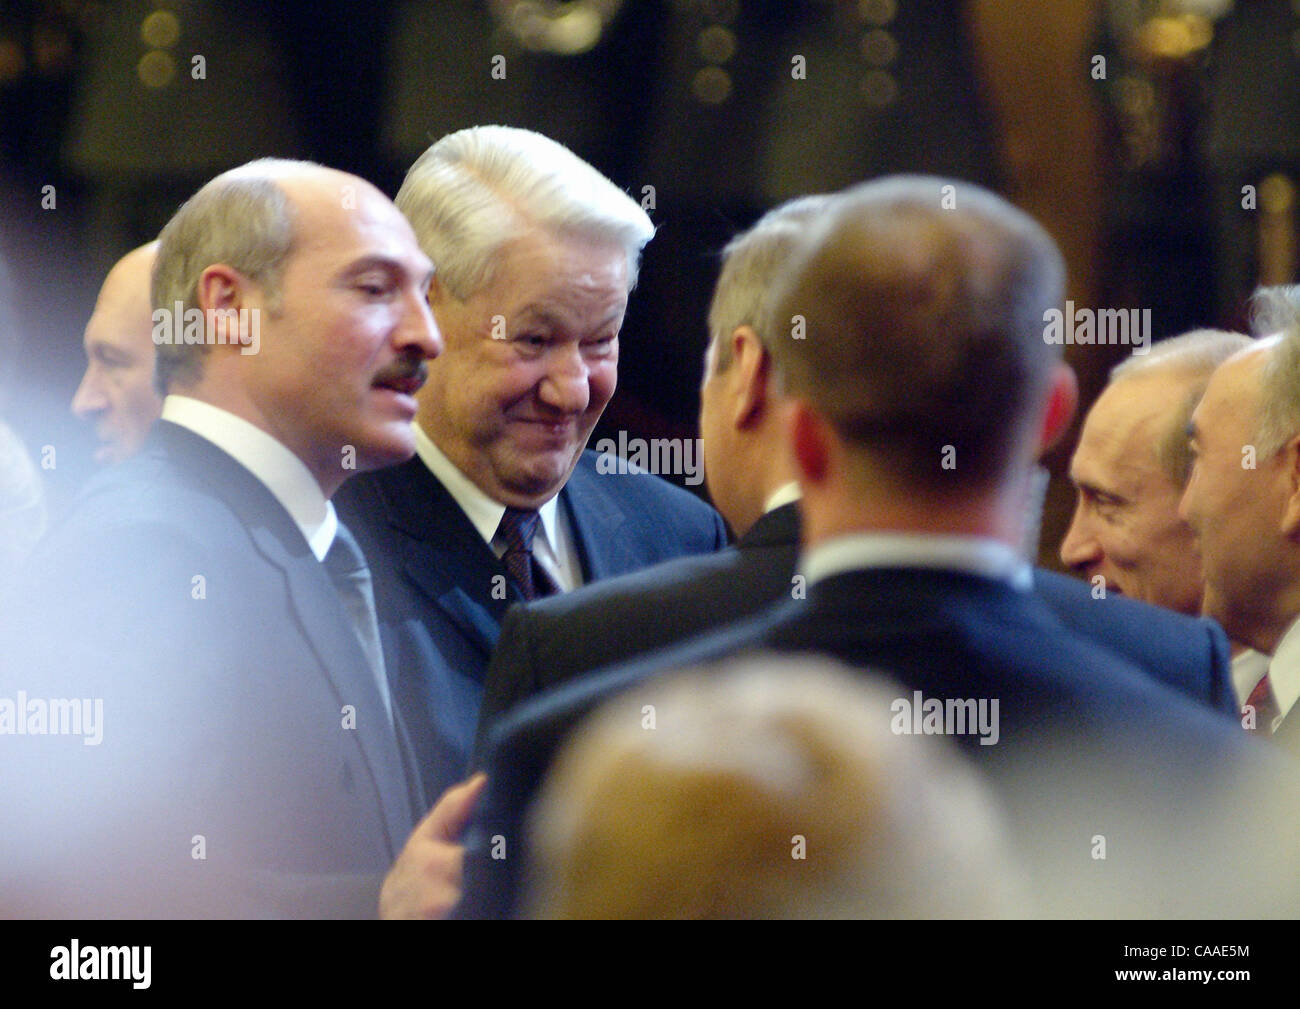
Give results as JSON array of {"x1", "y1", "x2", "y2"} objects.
[{"x1": 459, "y1": 176, "x2": 1289, "y2": 918}]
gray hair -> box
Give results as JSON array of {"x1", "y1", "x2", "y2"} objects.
[
  {"x1": 706, "y1": 194, "x2": 835, "y2": 374},
  {"x1": 395, "y1": 126, "x2": 654, "y2": 300},
  {"x1": 152, "y1": 159, "x2": 299, "y2": 392},
  {"x1": 1109, "y1": 328, "x2": 1251, "y2": 486},
  {"x1": 1250, "y1": 285, "x2": 1300, "y2": 460}
]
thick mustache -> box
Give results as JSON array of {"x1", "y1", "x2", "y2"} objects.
[{"x1": 372, "y1": 355, "x2": 428, "y2": 391}]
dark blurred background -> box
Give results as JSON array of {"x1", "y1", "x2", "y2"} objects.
[{"x1": 2, "y1": 0, "x2": 1298, "y2": 564}]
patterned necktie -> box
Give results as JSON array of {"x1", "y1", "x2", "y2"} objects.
[
  {"x1": 324, "y1": 522, "x2": 394, "y2": 723},
  {"x1": 496, "y1": 506, "x2": 559, "y2": 601},
  {"x1": 1245, "y1": 673, "x2": 1281, "y2": 737}
]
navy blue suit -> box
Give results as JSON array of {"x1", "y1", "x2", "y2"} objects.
[
  {"x1": 460, "y1": 565, "x2": 1276, "y2": 918},
  {"x1": 474, "y1": 501, "x2": 799, "y2": 759},
  {"x1": 476, "y1": 508, "x2": 1236, "y2": 761},
  {"x1": 1033, "y1": 568, "x2": 1237, "y2": 719},
  {"x1": 5, "y1": 423, "x2": 418, "y2": 918},
  {"x1": 334, "y1": 449, "x2": 727, "y2": 803}
]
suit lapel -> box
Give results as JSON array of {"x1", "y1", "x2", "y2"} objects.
[
  {"x1": 157, "y1": 423, "x2": 418, "y2": 856},
  {"x1": 372, "y1": 458, "x2": 517, "y2": 662}
]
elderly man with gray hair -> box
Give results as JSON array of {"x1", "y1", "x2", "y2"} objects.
[
  {"x1": 1181, "y1": 286, "x2": 1300, "y2": 746},
  {"x1": 335, "y1": 126, "x2": 726, "y2": 826}
]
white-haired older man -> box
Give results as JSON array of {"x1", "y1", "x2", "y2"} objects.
[
  {"x1": 335, "y1": 126, "x2": 726, "y2": 817},
  {"x1": 1181, "y1": 287, "x2": 1300, "y2": 745}
]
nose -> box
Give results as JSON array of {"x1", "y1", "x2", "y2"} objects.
[
  {"x1": 398, "y1": 288, "x2": 442, "y2": 360},
  {"x1": 1059, "y1": 504, "x2": 1101, "y2": 571},
  {"x1": 71, "y1": 365, "x2": 107, "y2": 418},
  {"x1": 1176, "y1": 478, "x2": 1194, "y2": 526},
  {"x1": 539, "y1": 343, "x2": 591, "y2": 415}
]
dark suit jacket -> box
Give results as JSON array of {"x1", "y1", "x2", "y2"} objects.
[
  {"x1": 459, "y1": 566, "x2": 1276, "y2": 918},
  {"x1": 4, "y1": 422, "x2": 419, "y2": 918},
  {"x1": 1033, "y1": 569, "x2": 1237, "y2": 718},
  {"x1": 474, "y1": 501, "x2": 799, "y2": 759},
  {"x1": 476, "y1": 507, "x2": 1235, "y2": 759},
  {"x1": 334, "y1": 449, "x2": 727, "y2": 803}
]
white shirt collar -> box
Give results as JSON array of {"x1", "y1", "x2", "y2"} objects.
[
  {"x1": 1231, "y1": 648, "x2": 1271, "y2": 710},
  {"x1": 801, "y1": 532, "x2": 1033, "y2": 591},
  {"x1": 1266, "y1": 618, "x2": 1300, "y2": 724},
  {"x1": 412, "y1": 422, "x2": 562, "y2": 553},
  {"x1": 763, "y1": 481, "x2": 801, "y2": 514},
  {"x1": 161, "y1": 395, "x2": 337, "y2": 561}
]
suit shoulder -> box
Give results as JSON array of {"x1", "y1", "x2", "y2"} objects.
[{"x1": 573, "y1": 449, "x2": 724, "y2": 534}]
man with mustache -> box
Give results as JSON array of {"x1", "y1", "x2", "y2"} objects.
[
  {"x1": 8, "y1": 158, "x2": 462, "y2": 917},
  {"x1": 335, "y1": 126, "x2": 727, "y2": 809}
]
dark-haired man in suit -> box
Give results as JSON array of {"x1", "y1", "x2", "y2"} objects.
[
  {"x1": 459, "y1": 176, "x2": 1285, "y2": 918},
  {"x1": 476, "y1": 204, "x2": 1240, "y2": 754}
]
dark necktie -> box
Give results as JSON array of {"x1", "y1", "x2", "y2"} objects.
[
  {"x1": 496, "y1": 506, "x2": 559, "y2": 601},
  {"x1": 324, "y1": 522, "x2": 394, "y2": 723},
  {"x1": 1245, "y1": 673, "x2": 1281, "y2": 737}
]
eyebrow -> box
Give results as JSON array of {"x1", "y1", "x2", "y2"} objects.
[
  {"x1": 514, "y1": 306, "x2": 622, "y2": 335},
  {"x1": 342, "y1": 255, "x2": 434, "y2": 287}
]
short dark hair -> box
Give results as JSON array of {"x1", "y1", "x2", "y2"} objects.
[{"x1": 770, "y1": 176, "x2": 1065, "y2": 491}]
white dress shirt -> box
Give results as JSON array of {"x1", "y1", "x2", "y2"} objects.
[
  {"x1": 412, "y1": 423, "x2": 581, "y2": 591},
  {"x1": 762, "y1": 481, "x2": 801, "y2": 515},
  {"x1": 801, "y1": 531, "x2": 1034, "y2": 591},
  {"x1": 1231, "y1": 647, "x2": 1271, "y2": 712},
  {"x1": 1261, "y1": 618, "x2": 1300, "y2": 727},
  {"x1": 161, "y1": 396, "x2": 337, "y2": 561}
]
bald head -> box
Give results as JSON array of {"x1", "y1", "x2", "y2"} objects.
[{"x1": 72, "y1": 242, "x2": 163, "y2": 464}]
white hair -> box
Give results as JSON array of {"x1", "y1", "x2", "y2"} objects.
[
  {"x1": 395, "y1": 125, "x2": 655, "y2": 300},
  {"x1": 1108, "y1": 328, "x2": 1251, "y2": 485},
  {"x1": 1250, "y1": 286, "x2": 1300, "y2": 459}
]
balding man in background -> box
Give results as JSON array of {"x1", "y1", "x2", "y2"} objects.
[
  {"x1": 6, "y1": 158, "x2": 464, "y2": 918},
  {"x1": 71, "y1": 242, "x2": 163, "y2": 465},
  {"x1": 1061, "y1": 328, "x2": 1250, "y2": 615}
]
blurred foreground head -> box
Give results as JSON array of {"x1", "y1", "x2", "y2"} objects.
[
  {"x1": 769, "y1": 176, "x2": 1075, "y2": 545},
  {"x1": 523, "y1": 654, "x2": 1026, "y2": 919}
]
